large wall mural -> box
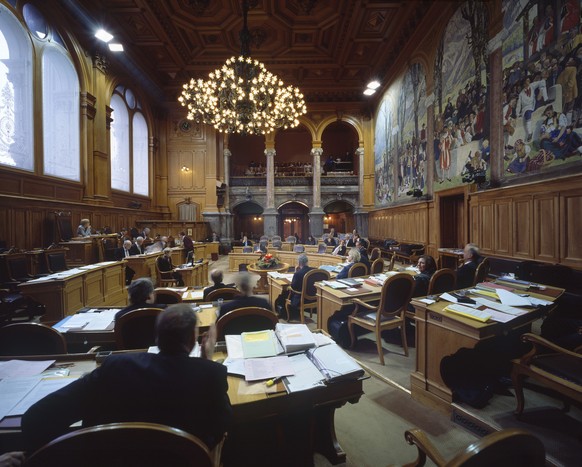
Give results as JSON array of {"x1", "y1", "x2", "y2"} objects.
[
  {"x1": 433, "y1": 0, "x2": 490, "y2": 190},
  {"x1": 502, "y1": 0, "x2": 582, "y2": 176},
  {"x1": 374, "y1": 63, "x2": 427, "y2": 206}
]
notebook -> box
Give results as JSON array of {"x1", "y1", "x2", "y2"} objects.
[
  {"x1": 240, "y1": 330, "x2": 279, "y2": 358},
  {"x1": 305, "y1": 344, "x2": 364, "y2": 383}
]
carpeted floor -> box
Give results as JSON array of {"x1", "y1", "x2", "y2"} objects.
[{"x1": 209, "y1": 255, "x2": 581, "y2": 466}]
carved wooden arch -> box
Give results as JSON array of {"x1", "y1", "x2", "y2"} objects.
[{"x1": 315, "y1": 115, "x2": 363, "y2": 142}]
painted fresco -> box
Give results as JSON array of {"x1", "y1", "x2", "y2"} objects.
[
  {"x1": 374, "y1": 64, "x2": 427, "y2": 206},
  {"x1": 374, "y1": 91, "x2": 397, "y2": 205},
  {"x1": 396, "y1": 63, "x2": 428, "y2": 198},
  {"x1": 502, "y1": 0, "x2": 582, "y2": 177},
  {"x1": 433, "y1": 1, "x2": 490, "y2": 189}
]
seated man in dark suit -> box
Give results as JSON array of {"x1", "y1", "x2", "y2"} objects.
[
  {"x1": 456, "y1": 243, "x2": 481, "y2": 289},
  {"x1": 115, "y1": 278, "x2": 165, "y2": 321},
  {"x1": 157, "y1": 248, "x2": 184, "y2": 286},
  {"x1": 115, "y1": 239, "x2": 136, "y2": 285},
  {"x1": 218, "y1": 273, "x2": 271, "y2": 319},
  {"x1": 203, "y1": 269, "x2": 235, "y2": 301},
  {"x1": 22, "y1": 304, "x2": 232, "y2": 451},
  {"x1": 356, "y1": 238, "x2": 371, "y2": 272},
  {"x1": 130, "y1": 236, "x2": 145, "y2": 255},
  {"x1": 286, "y1": 253, "x2": 313, "y2": 320},
  {"x1": 241, "y1": 235, "x2": 253, "y2": 247},
  {"x1": 336, "y1": 248, "x2": 361, "y2": 280}
]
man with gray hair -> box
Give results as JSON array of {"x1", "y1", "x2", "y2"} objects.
[
  {"x1": 217, "y1": 272, "x2": 271, "y2": 318},
  {"x1": 130, "y1": 236, "x2": 145, "y2": 255},
  {"x1": 456, "y1": 243, "x2": 482, "y2": 289},
  {"x1": 286, "y1": 253, "x2": 313, "y2": 320},
  {"x1": 23, "y1": 304, "x2": 232, "y2": 451},
  {"x1": 203, "y1": 269, "x2": 234, "y2": 301},
  {"x1": 115, "y1": 277, "x2": 161, "y2": 320},
  {"x1": 115, "y1": 239, "x2": 136, "y2": 284}
]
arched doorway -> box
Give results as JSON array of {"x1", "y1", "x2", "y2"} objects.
[
  {"x1": 323, "y1": 200, "x2": 355, "y2": 235},
  {"x1": 232, "y1": 201, "x2": 264, "y2": 242},
  {"x1": 321, "y1": 121, "x2": 359, "y2": 175},
  {"x1": 278, "y1": 201, "x2": 309, "y2": 242}
]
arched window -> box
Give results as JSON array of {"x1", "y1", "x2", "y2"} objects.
[
  {"x1": 0, "y1": 3, "x2": 34, "y2": 171},
  {"x1": 110, "y1": 87, "x2": 149, "y2": 195},
  {"x1": 42, "y1": 46, "x2": 80, "y2": 181}
]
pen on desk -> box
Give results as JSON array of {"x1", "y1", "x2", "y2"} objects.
[{"x1": 266, "y1": 376, "x2": 283, "y2": 387}]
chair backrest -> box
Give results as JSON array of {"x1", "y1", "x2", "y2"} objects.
[
  {"x1": 301, "y1": 269, "x2": 330, "y2": 302},
  {"x1": 377, "y1": 273, "x2": 415, "y2": 317},
  {"x1": 428, "y1": 268, "x2": 457, "y2": 295},
  {"x1": 24, "y1": 422, "x2": 213, "y2": 467},
  {"x1": 387, "y1": 255, "x2": 395, "y2": 271},
  {"x1": 114, "y1": 307, "x2": 164, "y2": 350},
  {"x1": 317, "y1": 243, "x2": 327, "y2": 254},
  {"x1": 242, "y1": 246, "x2": 253, "y2": 253},
  {"x1": 272, "y1": 240, "x2": 282, "y2": 249},
  {"x1": 272, "y1": 235, "x2": 281, "y2": 242},
  {"x1": 370, "y1": 247, "x2": 381, "y2": 261},
  {"x1": 348, "y1": 262, "x2": 368, "y2": 278},
  {"x1": 370, "y1": 258, "x2": 385, "y2": 275},
  {"x1": 6, "y1": 254, "x2": 30, "y2": 281},
  {"x1": 260, "y1": 235, "x2": 268, "y2": 242},
  {"x1": 215, "y1": 307, "x2": 279, "y2": 340},
  {"x1": 447, "y1": 428, "x2": 545, "y2": 467},
  {"x1": 206, "y1": 287, "x2": 241, "y2": 302},
  {"x1": 0, "y1": 323, "x2": 67, "y2": 356},
  {"x1": 473, "y1": 257, "x2": 490, "y2": 286},
  {"x1": 293, "y1": 244, "x2": 305, "y2": 253},
  {"x1": 46, "y1": 251, "x2": 68, "y2": 273},
  {"x1": 286, "y1": 236, "x2": 296, "y2": 243},
  {"x1": 154, "y1": 288, "x2": 182, "y2": 304}
]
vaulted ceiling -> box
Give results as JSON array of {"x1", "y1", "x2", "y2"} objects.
[{"x1": 61, "y1": 0, "x2": 435, "y2": 104}]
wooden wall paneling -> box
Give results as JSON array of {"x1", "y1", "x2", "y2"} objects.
[
  {"x1": 478, "y1": 201, "x2": 494, "y2": 254},
  {"x1": 560, "y1": 191, "x2": 582, "y2": 267},
  {"x1": 534, "y1": 194, "x2": 559, "y2": 262},
  {"x1": 513, "y1": 197, "x2": 533, "y2": 258},
  {"x1": 494, "y1": 199, "x2": 512, "y2": 256},
  {"x1": 29, "y1": 209, "x2": 47, "y2": 249},
  {"x1": 469, "y1": 203, "x2": 480, "y2": 247}
]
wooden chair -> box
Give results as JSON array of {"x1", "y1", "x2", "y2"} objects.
[
  {"x1": 114, "y1": 307, "x2": 164, "y2": 350},
  {"x1": 154, "y1": 288, "x2": 183, "y2": 304},
  {"x1": 369, "y1": 247, "x2": 381, "y2": 262},
  {"x1": 24, "y1": 422, "x2": 214, "y2": 467},
  {"x1": 427, "y1": 268, "x2": 457, "y2": 295},
  {"x1": 473, "y1": 257, "x2": 490, "y2": 286},
  {"x1": 0, "y1": 323, "x2": 67, "y2": 356},
  {"x1": 46, "y1": 250, "x2": 68, "y2": 273},
  {"x1": 293, "y1": 244, "x2": 305, "y2": 253},
  {"x1": 348, "y1": 262, "x2": 368, "y2": 278},
  {"x1": 387, "y1": 255, "x2": 396, "y2": 271},
  {"x1": 511, "y1": 333, "x2": 582, "y2": 416},
  {"x1": 317, "y1": 243, "x2": 327, "y2": 254},
  {"x1": 349, "y1": 273, "x2": 415, "y2": 365},
  {"x1": 401, "y1": 427, "x2": 545, "y2": 467},
  {"x1": 215, "y1": 306, "x2": 279, "y2": 340},
  {"x1": 370, "y1": 258, "x2": 385, "y2": 275},
  {"x1": 206, "y1": 287, "x2": 241, "y2": 302},
  {"x1": 285, "y1": 269, "x2": 330, "y2": 323},
  {"x1": 5, "y1": 254, "x2": 33, "y2": 283},
  {"x1": 155, "y1": 258, "x2": 177, "y2": 287}
]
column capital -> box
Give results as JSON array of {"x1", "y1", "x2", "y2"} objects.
[
  {"x1": 311, "y1": 147, "x2": 323, "y2": 157},
  {"x1": 224, "y1": 148, "x2": 232, "y2": 158},
  {"x1": 355, "y1": 147, "x2": 365, "y2": 157},
  {"x1": 264, "y1": 148, "x2": 276, "y2": 158}
]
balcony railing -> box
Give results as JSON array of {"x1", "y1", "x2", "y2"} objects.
[{"x1": 230, "y1": 175, "x2": 358, "y2": 187}]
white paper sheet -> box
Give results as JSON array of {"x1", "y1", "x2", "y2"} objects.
[
  {"x1": 0, "y1": 376, "x2": 42, "y2": 420},
  {"x1": 0, "y1": 360, "x2": 55, "y2": 379},
  {"x1": 8, "y1": 377, "x2": 79, "y2": 416},
  {"x1": 496, "y1": 289, "x2": 533, "y2": 307},
  {"x1": 243, "y1": 356, "x2": 294, "y2": 382}
]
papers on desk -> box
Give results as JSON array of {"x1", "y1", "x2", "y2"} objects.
[
  {"x1": 322, "y1": 280, "x2": 348, "y2": 289},
  {"x1": 267, "y1": 271, "x2": 293, "y2": 281},
  {"x1": 496, "y1": 289, "x2": 532, "y2": 307},
  {"x1": 283, "y1": 354, "x2": 326, "y2": 392},
  {"x1": 0, "y1": 374, "x2": 78, "y2": 421},
  {"x1": 183, "y1": 289, "x2": 204, "y2": 301},
  {"x1": 241, "y1": 330, "x2": 279, "y2": 358},
  {"x1": 243, "y1": 356, "x2": 294, "y2": 382},
  {"x1": 55, "y1": 309, "x2": 118, "y2": 332},
  {"x1": 0, "y1": 360, "x2": 55, "y2": 379},
  {"x1": 319, "y1": 264, "x2": 342, "y2": 273},
  {"x1": 306, "y1": 344, "x2": 364, "y2": 383},
  {"x1": 443, "y1": 304, "x2": 492, "y2": 322},
  {"x1": 275, "y1": 323, "x2": 316, "y2": 353}
]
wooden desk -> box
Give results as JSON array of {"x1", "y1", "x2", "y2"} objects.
[
  {"x1": 410, "y1": 285, "x2": 564, "y2": 413},
  {"x1": 124, "y1": 252, "x2": 163, "y2": 283},
  {"x1": 0, "y1": 351, "x2": 363, "y2": 466},
  {"x1": 53, "y1": 305, "x2": 217, "y2": 351},
  {"x1": 276, "y1": 251, "x2": 345, "y2": 269},
  {"x1": 247, "y1": 263, "x2": 289, "y2": 294},
  {"x1": 174, "y1": 261, "x2": 209, "y2": 287},
  {"x1": 228, "y1": 252, "x2": 262, "y2": 271},
  {"x1": 267, "y1": 275, "x2": 289, "y2": 312},
  {"x1": 18, "y1": 262, "x2": 127, "y2": 323},
  {"x1": 437, "y1": 248, "x2": 464, "y2": 269}
]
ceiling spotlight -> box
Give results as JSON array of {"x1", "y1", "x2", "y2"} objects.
[
  {"x1": 95, "y1": 28, "x2": 113, "y2": 43},
  {"x1": 363, "y1": 88, "x2": 376, "y2": 96},
  {"x1": 367, "y1": 80, "x2": 381, "y2": 90},
  {"x1": 108, "y1": 43, "x2": 124, "y2": 52}
]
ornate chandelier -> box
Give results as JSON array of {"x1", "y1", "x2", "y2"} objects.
[{"x1": 179, "y1": 0, "x2": 307, "y2": 136}]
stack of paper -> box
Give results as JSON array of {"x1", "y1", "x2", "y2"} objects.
[
  {"x1": 444, "y1": 304, "x2": 491, "y2": 322},
  {"x1": 306, "y1": 344, "x2": 364, "y2": 383},
  {"x1": 322, "y1": 280, "x2": 348, "y2": 289},
  {"x1": 275, "y1": 323, "x2": 316, "y2": 353},
  {"x1": 241, "y1": 330, "x2": 279, "y2": 358}
]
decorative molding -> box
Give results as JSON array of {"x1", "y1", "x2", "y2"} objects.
[
  {"x1": 80, "y1": 92, "x2": 97, "y2": 120},
  {"x1": 93, "y1": 52, "x2": 109, "y2": 73}
]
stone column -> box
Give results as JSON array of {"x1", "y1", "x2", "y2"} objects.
[
  {"x1": 222, "y1": 148, "x2": 233, "y2": 247},
  {"x1": 309, "y1": 147, "x2": 324, "y2": 237},
  {"x1": 223, "y1": 148, "x2": 232, "y2": 213},
  {"x1": 353, "y1": 146, "x2": 369, "y2": 237},
  {"x1": 263, "y1": 148, "x2": 278, "y2": 236}
]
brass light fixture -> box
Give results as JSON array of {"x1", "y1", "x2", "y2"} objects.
[{"x1": 179, "y1": 0, "x2": 306, "y2": 135}]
